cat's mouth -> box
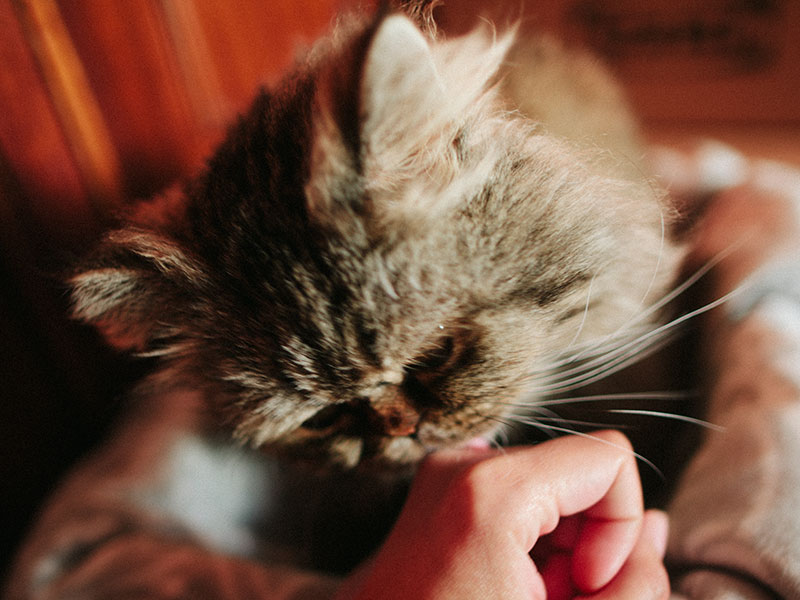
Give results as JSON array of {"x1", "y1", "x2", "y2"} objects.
[
  {"x1": 299, "y1": 396, "x2": 423, "y2": 439},
  {"x1": 265, "y1": 392, "x2": 464, "y2": 470},
  {"x1": 293, "y1": 397, "x2": 429, "y2": 469},
  {"x1": 271, "y1": 431, "x2": 428, "y2": 473},
  {"x1": 280, "y1": 398, "x2": 499, "y2": 472}
]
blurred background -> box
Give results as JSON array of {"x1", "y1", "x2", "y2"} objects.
[{"x1": 1, "y1": 0, "x2": 798, "y2": 581}]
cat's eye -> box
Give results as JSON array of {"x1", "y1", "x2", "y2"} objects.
[
  {"x1": 409, "y1": 325, "x2": 478, "y2": 381},
  {"x1": 301, "y1": 403, "x2": 352, "y2": 432},
  {"x1": 417, "y1": 336, "x2": 455, "y2": 371}
]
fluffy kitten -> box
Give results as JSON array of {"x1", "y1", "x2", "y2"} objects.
[{"x1": 69, "y1": 5, "x2": 678, "y2": 473}]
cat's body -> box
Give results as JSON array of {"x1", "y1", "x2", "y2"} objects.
[{"x1": 7, "y1": 4, "x2": 682, "y2": 598}]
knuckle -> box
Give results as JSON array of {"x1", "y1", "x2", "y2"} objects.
[
  {"x1": 595, "y1": 429, "x2": 633, "y2": 451},
  {"x1": 454, "y1": 456, "x2": 496, "y2": 497}
]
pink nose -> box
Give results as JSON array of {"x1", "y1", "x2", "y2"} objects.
[{"x1": 374, "y1": 400, "x2": 420, "y2": 437}]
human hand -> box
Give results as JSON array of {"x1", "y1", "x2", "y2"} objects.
[{"x1": 338, "y1": 431, "x2": 668, "y2": 599}]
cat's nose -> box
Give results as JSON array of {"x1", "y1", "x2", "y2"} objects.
[
  {"x1": 373, "y1": 398, "x2": 420, "y2": 437},
  {"x1": 369, "y1": 388, "x2": 421, "y2": 437}
]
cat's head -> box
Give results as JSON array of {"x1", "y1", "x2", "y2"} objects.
[{"x1": 70, "y1": 12, "x2": 678, "y2": 471}]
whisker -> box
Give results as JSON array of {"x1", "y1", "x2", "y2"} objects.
[
  {"x1": 607, "y1": 244, "x2": 742, "y2": 342},
  {"x1": 507, "y1": 418, "x2": 664, "y2": 478},
  {"x1": 525, "y1": 414, "x2": 630, "y2": 429},
  {"x1": 607, "y1": 409, "x2": 724, "y2": 432},
  {"x1": 524, "y1": 328, "x2": 679, "y2": 396},
  {"x1": 531, "y1": 325, "x2": 652, "y2": 375},
  {"x1": 483, "y1": 414, "x2": 550, "y2": 444},
  {"x1": 501, "y1": 390, "x2": 692, "y2": 409},
  {"x1": 535, "y1": 247, "x2": 743, "y2": 374},
  {"x1": 488, "y1": 414, "x2": 559, "y2": 440},
  {"x1": 528, "y1": 280, "x2": 743, "y2": 396},
  {"x1": 490, "y1": 431, "x2": 509, "y2": 452},
  {"x1": 529, "y1": 325, "x2": 668, "y2": 383}
]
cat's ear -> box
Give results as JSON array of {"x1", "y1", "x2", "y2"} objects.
[
  {"x1": 358, "y1": 15, "x2": 445, "y2": 157},
  {"x1": 307, "y1": 14, "x2": 513, "y2": 224},
  {"x1": 358, "y1": 14, "x2": 514, "y2": 165},
  {"x1": 69, "y1": 229, "x2": 207, "y2": 351}
]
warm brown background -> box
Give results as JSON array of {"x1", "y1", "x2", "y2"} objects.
[{"x1": 2, "y1": 0, "x2": 798, "y2": 580}]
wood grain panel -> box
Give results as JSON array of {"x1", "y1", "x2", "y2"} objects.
[
  {"x1": 13, "y1": 0, "x2": 123, "y2": 210},
  {"x1": 0, "y1": 0, "x2": 93, "y2": 240},
  {"x1": 56, "y1": 0, "x2": 210, "y2": 199}
]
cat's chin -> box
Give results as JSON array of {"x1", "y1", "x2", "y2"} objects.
[
  {"x1": 263, "y1": 419, "x2": 504, "y2": 474},
  {"x1": 264, "y1": 434, "x2": 430, "y2": 475}
]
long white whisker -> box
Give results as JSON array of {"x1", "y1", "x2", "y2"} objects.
[
  {"x1": 501, "y1": 391, "x2": 691, "y2": 409},
  {"x1": 608, "y1": 409, "x2": 724, "y2": 432},
  {"x1": 626, "y1": 246, "x2": 738, "y2": 328},
  {"x1": 536, "y1": 324, "x2": 652, "y2": 375},
  {"x1": 525, "y1": 328, "x2": 678, "y2": 396},
  {"x1": 530, "y1": 325, "x2": 666, "y2": 382},
  {"x1": 529, "y1": 281, "x2": 743, "y2": 395},
  {"x1": 507, "y1": 418, "x2": 664, "y2": 478},
  {"x1": 526, "y1": 414, "x2": 630, "y2": 429},
  {"x1": 538, "y1": 248, "x2": 741, "y2": 373}
]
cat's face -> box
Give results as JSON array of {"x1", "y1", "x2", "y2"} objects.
[{"x1": 71, "y1": 13, "x2": 677, "y2": 471}]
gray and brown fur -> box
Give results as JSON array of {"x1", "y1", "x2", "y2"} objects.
[{"x1": 69, "y1": 5, "x2": 679, "y2": 472}]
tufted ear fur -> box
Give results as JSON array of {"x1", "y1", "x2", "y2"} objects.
[
  {"x1": 359, "y1": 15, "x2": 446, "y2": 166},
  {"x1": 69, "y1": 229, "x2": 208, "y2": 352},
  {"x1": 306, "y1": 13, "x2": 513, "y2": 227}
]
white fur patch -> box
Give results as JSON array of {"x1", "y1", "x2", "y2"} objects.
[
  {"x1": 756, "y1": 296, "x2": 800, "y2": 390},
  {"x1": 142, "y1": 435, "x2": 277, "y2": 557},
  {"x1": 729, "y1": 258, "x2": 800, "y2": 323}
]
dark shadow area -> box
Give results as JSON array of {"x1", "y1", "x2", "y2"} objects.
[{"x1": 0, "y1": 156, "x2": 146, "y2": 583}]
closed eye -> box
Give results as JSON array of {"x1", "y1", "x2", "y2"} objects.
[
  {"x1": 407, "y1": 325, "x2": 478, "y2": 383},
  {"x1": 416, "y1": 336, "x2": 455, "y2": 371},
  {"x1": 300, "y1": 403, "x2": 353, "y2": 432}
]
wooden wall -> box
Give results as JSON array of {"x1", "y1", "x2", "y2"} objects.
[{"x1": 1, "y1": 0, "x2": 354, "y2": 242}]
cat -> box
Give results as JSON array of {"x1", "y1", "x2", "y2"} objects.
[
  {"x1": 6, "y1": 2, "x2": 683, "y2": 598},
  {"x1": 69, "y1": 6, "x2": 677, "y2": 470}
]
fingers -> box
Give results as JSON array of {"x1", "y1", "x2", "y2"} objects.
[
  {"x1": 487, "y1": 431, "x2": 645, "y2": 592},
  {"x1": 430, "y1": 431, "x2": 646, "y2": 592},
  {"x1": 352, "y1": 431, "x2": 655, "y2": 600},
  {"x1": 569, "y1": 433, "x2": 644, "y2": 592},
  {"x1": 578, "y1": 510, "x2": 670, "y2": 600}
]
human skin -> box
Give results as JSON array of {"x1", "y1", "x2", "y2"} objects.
[{"x1": 337, "y1": 430, "x2": 670, "y2": 599}]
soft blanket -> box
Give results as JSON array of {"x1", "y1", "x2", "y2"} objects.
[{"x1": 652, "y1": 142, "x2": 800, "y2": 599}]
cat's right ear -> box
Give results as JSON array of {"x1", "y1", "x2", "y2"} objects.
[
  {"x1": 307, "y1": 12, "x2": 512, "y2": 226},
  {"x1": 69, "y1": 229, "x2": 208, "y2": 351},
  {"x1": 310, "y1": 15, "x2": 443, "y2": 171},
  {"x1": 307, "y1": 14, "x2": 450, "y2": 228}
]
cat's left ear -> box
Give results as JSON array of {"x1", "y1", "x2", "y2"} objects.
[{"x1": 68, "y1": 229, "x2": 208, "y2": 351}]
